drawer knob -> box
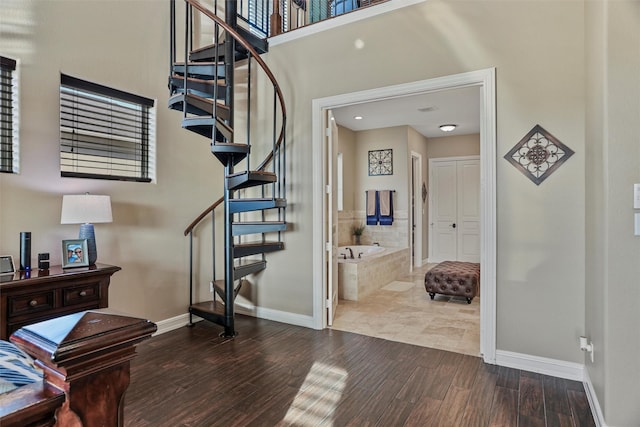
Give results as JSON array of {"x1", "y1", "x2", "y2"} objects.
[
  {"x1": 29, "y1": 300, "x2": 37, "y2": 307},
  {"x1": 79, "y1": 291, "x2": 87, "y2": 297}
]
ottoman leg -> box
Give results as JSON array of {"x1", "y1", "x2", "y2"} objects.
[{"x1": 429, "y1": 293, "x2": 435, "y2": 300}]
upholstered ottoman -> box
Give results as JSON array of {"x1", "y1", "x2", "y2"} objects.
[{"x1": 424, "y1": 261, "x2": 480, "y2": 304}]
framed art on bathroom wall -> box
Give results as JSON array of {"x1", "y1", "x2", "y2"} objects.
[{"x1": 368, "y1": 149, "x2": 393, "y2": 176}]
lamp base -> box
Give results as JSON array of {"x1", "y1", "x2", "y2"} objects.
[{"x1": 79, "y1": 223, "x2": 97, "y2": 265}]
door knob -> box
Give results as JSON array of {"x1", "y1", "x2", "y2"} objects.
[{"x1": 452, "y1": 223, "x2": 456, "y2": 228}]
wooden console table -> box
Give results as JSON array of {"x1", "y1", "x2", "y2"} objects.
[{"x1": 0, "y1": 263, "x2": 120, "y2": 340}]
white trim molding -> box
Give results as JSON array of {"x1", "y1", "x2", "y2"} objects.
[
  {"x1": 235, "y1": 304, "x2": 316, "y2": 329},
  {"x1": 583, "y1": 368, "x2": 607, "y2": 427},
  {"x1": 154, "y1": 307, "x2": 316, "y2": 337},
  {"x1": 154, "y1": 313, "x2": 200, "y2": 336},
  {"x1": 495, "y1": 350, "x2": 584, "y2": 381},
  {"x1": 269, "y1": 0, "x2": 426, "y2": 47}
]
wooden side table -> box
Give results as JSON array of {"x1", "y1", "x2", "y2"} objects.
[{"x1": 0, "y1": 263, "x2": 121, "y2": 340}]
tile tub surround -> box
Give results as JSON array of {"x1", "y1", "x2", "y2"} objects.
[
  {"x1": 338, "y1": 247, "x2": 409, "y2": 301},
  {"x1": 338, "y1": 210, "x2": 408, "y2": 248}
]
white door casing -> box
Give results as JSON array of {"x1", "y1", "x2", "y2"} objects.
[
  {"x1": 325, "y1": 110, "x2": 339, "y2": 325},
  {"x1": 411, "y1": 152, "x2": 423, "y2": 269},
  {"x1": 312, "y1": 68, "x2": 496, "y2": 364}
]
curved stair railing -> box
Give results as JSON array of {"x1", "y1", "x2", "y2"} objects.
[{"x1": 169, "y1": 0, "x2": 287, "y2": 337}]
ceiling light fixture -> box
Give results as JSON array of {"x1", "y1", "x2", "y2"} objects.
[
  {"x1": 354, "y1": 116, "x2": 363, "y2": 120},
  {"x1": 439, "y1": 124, "x2": 457, "y2": 132}
]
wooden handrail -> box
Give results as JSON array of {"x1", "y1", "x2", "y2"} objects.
[
  {"x1": 182, "y1": 0, "x2": 287, "y2": 236},
  {"x1": 184, "y1": 196, "x2": 223, "y2": 236}
]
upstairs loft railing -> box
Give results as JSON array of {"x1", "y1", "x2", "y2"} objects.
[{"x1": 238, "y1": 0, "x2": 390, "y2": 37}]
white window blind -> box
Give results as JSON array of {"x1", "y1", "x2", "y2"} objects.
[
  {"x1": 60, "y1": 74, "x2": 155, "y2": 182},
  {"x1": 1, "y1": 56, "x2": 19, "y2": 174}
]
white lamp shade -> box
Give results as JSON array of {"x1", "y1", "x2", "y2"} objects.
[{"x1": 61, "y1": 194, "x2": 113, "y2": 224}]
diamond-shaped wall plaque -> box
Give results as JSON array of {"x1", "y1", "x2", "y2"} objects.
[{"x1": 504, "y1": 124, "x2": 574, "y2": 185}]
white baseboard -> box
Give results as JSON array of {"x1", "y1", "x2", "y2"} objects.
[
  {"x1": 154, "y1": 313, "x2": 203, "y2": 336},
  {"x1": 583, "y1": 368, "x2": 607, "y2": 427},
  {"x1": 236, "y1": 304, "x2": 316, "y2": 329},
  {"x1": 153, "y1": 306, "x2": 315, "y2": 336},
  {"x1": 495, "y1": 350, "x2": 584, "y2": 381}
]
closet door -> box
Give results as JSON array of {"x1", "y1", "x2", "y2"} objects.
[
  {"x1": 456, "y1": 159, "x2": 480, "y2": 262},
  {"x1": 430, "y1": 161, "x2": 458, "y2": 262},
  {"x1": 429, "y1": 157, "x2": 480, "y2": 263}
]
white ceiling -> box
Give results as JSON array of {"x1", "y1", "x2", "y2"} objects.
[{"x1": 331, "y1": 86, "x2": 481, "y2": 138}]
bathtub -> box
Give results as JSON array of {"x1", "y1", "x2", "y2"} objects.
[
  {"x1": 337, "y1": 245, "x2": 385, "y2": 261},
  {"x1": 337, "y1": 246, "x2": 409, "y2": 301}
]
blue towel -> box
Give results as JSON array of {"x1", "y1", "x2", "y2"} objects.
[
  {"x1": 366, "y1": 190, "x2": 378, "y2": 225},
  {"x1": 379, "y1": 190, "x2": 394, "y2": 225}
]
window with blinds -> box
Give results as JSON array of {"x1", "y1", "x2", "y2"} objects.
[
  {"x1": 1, "y1": 56, "x2": 18, "y2": 174},
  {"x1": 60, "y1": 74, "x2": 155, "y2": 182}
]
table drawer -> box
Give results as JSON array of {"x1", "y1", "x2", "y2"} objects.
[
  {"x1": 8, "y1": 291, "x2": 55, "y2": 317},
  {"x1": 63, "y1": 283, "x2": 100, "y2": 306}
]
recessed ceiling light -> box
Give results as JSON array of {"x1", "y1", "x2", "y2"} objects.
[
  {"x1": 354, "y1": 116, "x2": 363, "y2": 120},
  {"x1": 439, "y1": 124, "x2": 457, "y2": 132}
]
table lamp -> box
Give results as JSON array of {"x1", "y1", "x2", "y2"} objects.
[{"x1": 61, "y1": 194, "x2": 112, "y2": 265}]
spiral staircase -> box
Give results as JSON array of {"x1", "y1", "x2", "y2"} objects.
[{"x1": 169, "y1": 0, "x2": 287, "y2": 337}]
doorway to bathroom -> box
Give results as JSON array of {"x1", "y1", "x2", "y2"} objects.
[{"x1": 311, "y1": 69, "x2": 496, "y2": 363}]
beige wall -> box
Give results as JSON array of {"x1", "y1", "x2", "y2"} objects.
[
  {"x1": 0, "y1": 1, "x2": 222, "y2": 322},
  {"x1": 263, "y1": 0, "x2": 586, "y2": 362},
  {"x1": 2, "y1": 0, "x2": 638, "y2": 422},
  {"x1": 427, "y1": 133, "x2": 481, "y2": 159},
  {"x1": 586, "y1": 1, "x2": 640, "y2": 424},
  {"x1": 337, "y1": 124, "x2": 356, "y2": 211},
  {"x1": 337, "y1": 125, "x2": 411, "y2": 249},
  {"x1": 407, "y1": 127, "x2": 429, "y2": 261}
]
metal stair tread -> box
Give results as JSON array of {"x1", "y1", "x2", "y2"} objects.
[
  {"x1": 172, "y1": 62, "x2": 226, "y2": 79},
  {"x1": 169, "y1": 93, "x2": 229, "y2": 117},
  {"x1": 233, "y1": 241, "x2": 284, "y2": 258},
  {"x1": 170, "y1": 74, "x2": 226, "y2": 87},
  {"x1": 181, "y1": 118, "x2": 236, "y2": 144},
  {"x1": 189, "y1": 42, "x2": 249, "y2": 62},
  {"x1": 234, "y1": 259, "x2": 267, "y2": 278},
  {"x1": 189, "y1": 301, "x2": 226, "y2": 326},
  {"x1": 227, "y1": 170, "x2": 277, "y2": 191},
  {"x1": 232, "y1": 221, "x2": 287, "y2": 236},
  {"x1": 229, "y1": 198, "x2": 286, "y2": 213}
]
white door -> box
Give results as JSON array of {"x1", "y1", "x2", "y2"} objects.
[
  {"x1": 430, "y1": 161, "x2": 458, "y2": 262},
  {"x1": 411, "y1": 152, "x2": 423, "y2": 268},
  {"x1": 429, "y1": 157, "x2": 480, "y2": 263},
  {"x1": 456, "y1": 160, "x2": 481, "y2": 262},
  {"x1": 325, "y1": 110, "x2": 339, "y2": 325}
]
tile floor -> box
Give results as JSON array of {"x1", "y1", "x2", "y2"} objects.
[{"x1": 330, "y1": 263, "x2": 480, "y2": 356}]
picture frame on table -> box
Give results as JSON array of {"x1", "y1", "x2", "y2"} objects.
[
  {"x1": 62, "y1": 239, "x2": 89, "y2": 268},
  {"x1": 0, "y1": 255, "x2": 15, "y2": 275}
]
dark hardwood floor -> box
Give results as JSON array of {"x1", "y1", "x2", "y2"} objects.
[{"x1": 124, "y1": 316, "x2": 596, "y2": 426}]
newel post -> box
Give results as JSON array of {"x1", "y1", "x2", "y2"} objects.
[
  {"x1": 270, "y1": 0, "x2": 283, "y2": 36},
  {"x1": 11, "y1": 310, "x2": 157, "y2": 427}
]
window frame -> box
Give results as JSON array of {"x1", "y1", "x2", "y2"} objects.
[
  {"x1": 59, "y1": 74, "x2": 156, "y2": 183},
  {"x1": 1, "y1": 56, "x2": 19, "y2": 174}
]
